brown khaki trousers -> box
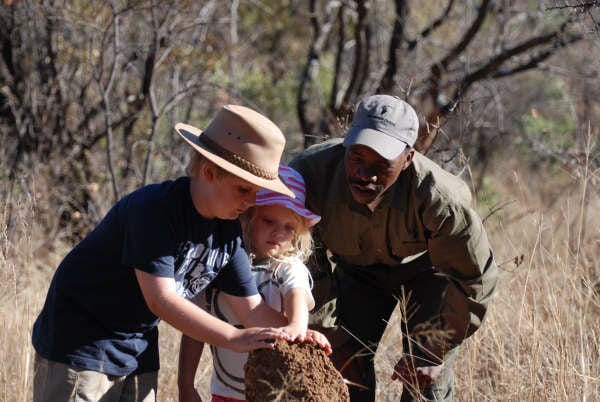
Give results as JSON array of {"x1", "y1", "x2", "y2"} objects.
[
  {"x1": 33, "y1": 354, "x2": 157, "y2": 402},
  {"x1": 309, "y1": 253, "x2": 458, "y2": 401}
]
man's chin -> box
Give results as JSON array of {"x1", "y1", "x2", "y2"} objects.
[{"x1": 349, "y1": 188, "x2": 378, "y2": 205}]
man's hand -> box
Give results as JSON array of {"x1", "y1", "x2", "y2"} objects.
[
  {"x1": 391, "y1": 356, "x2": 444, "y2": 389},
  {"x1": 178, "y1": 384, "x2": 203, "y2": 402}
]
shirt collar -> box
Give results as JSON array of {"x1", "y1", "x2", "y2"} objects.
[{"x1": 389, "y1": 167, "x2": 411, "y2": 213}]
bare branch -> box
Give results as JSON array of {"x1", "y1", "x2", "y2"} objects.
[
  {"x1": 415, "y1": 9, "x2": 586, "y2": 155},
  {"x1": 355, "y1": 17, "x2": 371, "y2": 98},
  {"x1": 454, "y1": 30, "x2": 582, "y2": 98},
  {"x1": 144, "y1": 2, "x2": 165, "y2": 186},
  {"x1": 491, "y1": 45, "x2": 567, "y2": 78},
  {"x1": 96, "y1": 3, "x2": 121, "y2": 203},
  {"x1": 229, "y1": 0, "x2": 240, "y2": 96},
  {"x1": 546, "y1": 1, "x2": 599, "y2": 10},
  {"x1": 340, "y1": 0, "x2": 369, "y2": 112},
  {"x1": 329, "y1": 4, "x2": 346, "y2": 110},
  {"x1": 377, "y1": 0, "x2": 409, "y2": 93},
  {"x1": 159, "y1": 81, "x2": 204, "y2": 117},
  {"x1": 436, "y1": 0, "x2": 492, "y2": 72},
  {"x1": 407, "y1": 0, "x2": 456, "y2": 51},
  {"x1": 424, "y1": 0, "x2": 491, "y2": 131},
  {"x1": 297, "y1": 0, "x2": 338, "y2": 146}
]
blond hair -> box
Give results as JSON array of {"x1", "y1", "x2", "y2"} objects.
[{"x1": 240, "y1": 206, "x2": 314, "y2": 263}]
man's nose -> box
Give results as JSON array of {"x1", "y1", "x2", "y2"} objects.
[{"x1": 356, "y1": 166, "x2": 377, "y2": 182}]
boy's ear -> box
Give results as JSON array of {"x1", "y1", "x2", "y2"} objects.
[{"x1": 200, "y1": 162, "x2": 216, "y2": 182}]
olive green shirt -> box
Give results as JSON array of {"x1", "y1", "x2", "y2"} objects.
[{"x1": 290, "y1": 139, "x2": 498, "y2": 348}]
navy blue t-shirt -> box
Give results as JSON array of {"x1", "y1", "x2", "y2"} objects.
[{"x1": 32, "y1": 177, "x2": 258, "y2": 376}]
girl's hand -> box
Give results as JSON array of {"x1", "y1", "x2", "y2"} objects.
[
  {"x1": 304, "y1": 329, "x2": 332, "y2": 355},
  {"x1": 281, "y1": 322, "x2": 307, "y2": 342},
  {"x1": 228, "y1": 327, "x2": 291, "y2": 353}
]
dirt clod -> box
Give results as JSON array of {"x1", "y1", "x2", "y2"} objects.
[{"x1": 245, "y1": 339, "x2": 349, "y2": 402}]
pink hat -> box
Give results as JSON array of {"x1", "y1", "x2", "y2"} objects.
[{"x1": 255, "y1": 165, "x2": 321, "y2": 227}]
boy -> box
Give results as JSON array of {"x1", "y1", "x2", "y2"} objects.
[{"x1": 32, "y1": 105, "x2": 296, "y2": 401}]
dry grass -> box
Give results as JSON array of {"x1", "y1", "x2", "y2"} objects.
[
  {"x1": 2, "y1": 157, "x2": 599, "y2": 401},
  {"x1": 375, "y1": 159, "x2": 600, "y2": 400}
]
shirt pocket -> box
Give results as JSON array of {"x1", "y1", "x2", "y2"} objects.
[
  {"x1": 388, "y1": 212, "x2": 428, "y2": 258},
  {"x1": 390, "y1": 239, "x2": 428, "y2": 258},
  {"x1": 321, "y1": 224, "x2": 362, "y2": 256}
]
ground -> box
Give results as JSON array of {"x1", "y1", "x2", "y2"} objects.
[{"x1": 244, "y1": 339, "x2": 349, "y2": 401}]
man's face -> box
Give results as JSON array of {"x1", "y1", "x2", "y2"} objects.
[{"x1": 343, "y1": 144, "x2": 413, "y2": 205}]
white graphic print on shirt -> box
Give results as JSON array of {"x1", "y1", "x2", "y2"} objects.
[{"x1": 174, "y1": 241, "x2": 231, "y2": 299}]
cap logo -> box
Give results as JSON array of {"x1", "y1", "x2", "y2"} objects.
[
  {"x1": 366, "y1": 112, "x2": 396, "y2": 127},
  {"x1": 381, "y1": 105, "x2": 390, "y2": 115}
]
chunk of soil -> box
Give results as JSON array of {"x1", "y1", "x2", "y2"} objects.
[{"x1": 245, "y1": 339, "x2": 349, "y2": 402}]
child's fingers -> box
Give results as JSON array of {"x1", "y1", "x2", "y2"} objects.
[
  {"x1": 304, "y1": 330, "x2": 332, "y2": 355},
  {"x1": 320, "y1": 340, "x2": 332, "y2": 355},
  {"x1": 316, "y1": 334, "x2": 332, "y2": 351},
  {"x1": 245, "y1": 327, "x2": 290, "y2": 350},
  {"x1": 263, "y1": 327, "x2": 291, "y2": 341}
]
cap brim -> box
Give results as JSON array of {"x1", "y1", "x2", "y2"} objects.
[
  {"x1": 343, "y1": 127, "x2": 407, "y2": 160},
  {"x1": 175, "y1": 123, "x2": 295, "y2": 198}
]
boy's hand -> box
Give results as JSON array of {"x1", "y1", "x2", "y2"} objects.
[
  {"x1": 304, "y1": 329, "x2": 332, "y2": 355},
  {"x1": 229, "y1": 327, "x2": 291, "y2": 352},
  {"x1": 178, "y1": 384, "x2": 203, "y2": 402}
]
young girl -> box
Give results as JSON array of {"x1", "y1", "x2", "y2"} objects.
[{"x1": 178, "y1": 165, "x2": 330, "y2": 402}]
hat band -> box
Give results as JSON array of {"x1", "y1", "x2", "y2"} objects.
[{"x1": 197, "y1": 136, "x2": 278, "y2": 180}]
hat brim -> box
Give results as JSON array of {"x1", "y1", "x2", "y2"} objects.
[
  {"x1": 176, "y1": 123, "x2": 295, "y2": 198},
  {"x1": 255, "y1": 197, "x2": 321, "y2": 227},
  {"x1": 343, "y1": 127, "x2": 408, "y2": 160}
]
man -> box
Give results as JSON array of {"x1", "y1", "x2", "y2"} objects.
[{"x1": 290, "y1": 94, "x2": 498, "y2": 401}]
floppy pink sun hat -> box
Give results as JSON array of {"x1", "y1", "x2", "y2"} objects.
[{"x1": 255, "y1": 165, "x2": 321, "y2": 227}]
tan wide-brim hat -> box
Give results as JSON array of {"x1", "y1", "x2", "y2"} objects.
[{"x1": 175, "y1": 105, "x2": 294, "y2": 198}]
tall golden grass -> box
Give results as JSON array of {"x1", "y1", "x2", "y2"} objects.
[
  {"x1": 2, "y1": 153, "x2": 598, "y2": 401},
  {"x1": 374, "y1": 156, "x2": 600, "y2": 400}
]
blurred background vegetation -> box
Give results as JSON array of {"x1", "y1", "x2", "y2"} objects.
[
  {"x1": 1, "y1": 1, "x2": 599, "y2": 400},
  {"x1": 0, "y1": 0, "x2": 597, "y2": 245}
]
